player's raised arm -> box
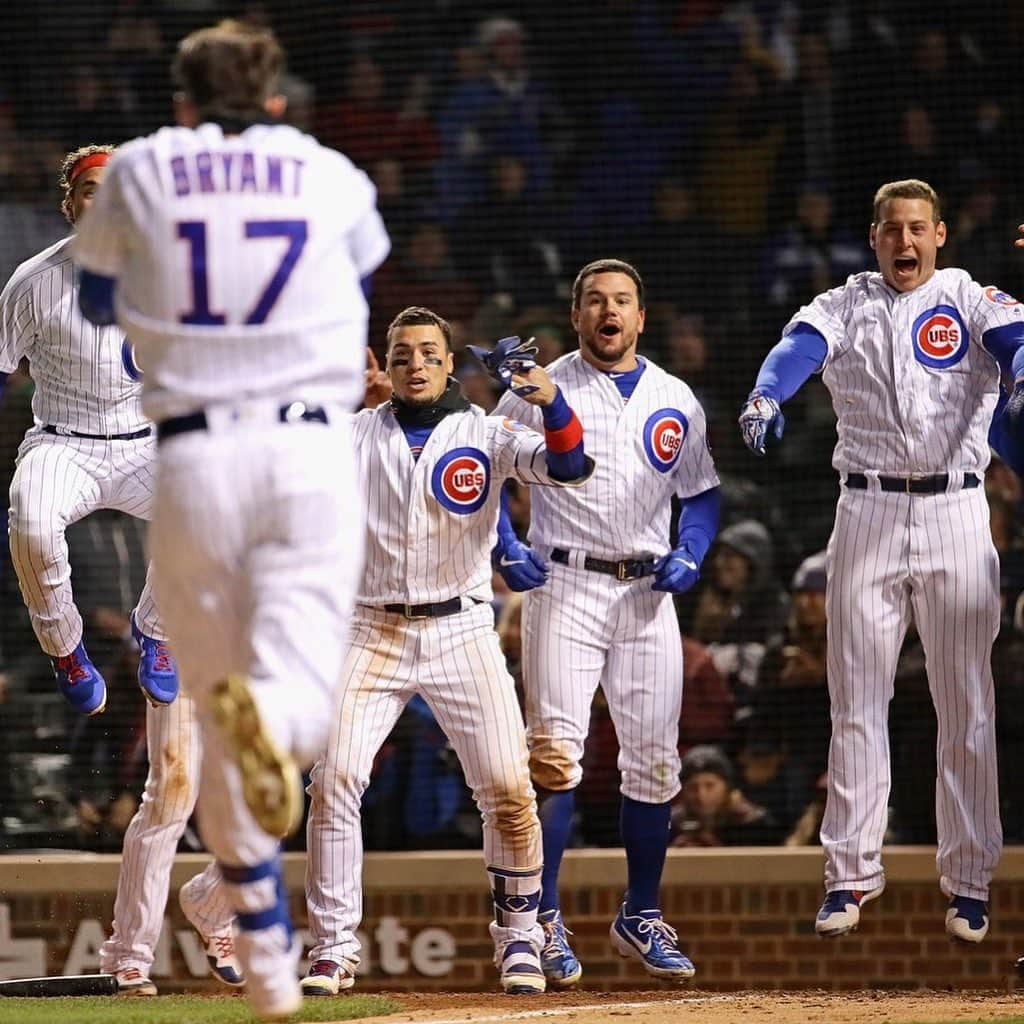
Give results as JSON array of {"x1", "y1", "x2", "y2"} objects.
[{"x1": 738, "y1": 324, "x2": 828, "y2": 456}]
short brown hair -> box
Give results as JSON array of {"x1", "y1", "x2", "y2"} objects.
[
  {"x1": 572, "y1": 258, "x2": 645, "y2": 309},
  {"x1": 386, "y1": 306, "x2": 452, "y2": 351},
  {"x1": 172, "y1": 19, "x2": 284, "y2": 119},
  {"x1": 59, "y1": 144, "x2": 115, "y2": 223},
  {"x1": 872, "y1": 179, "x2": 942, "y2": 224}
]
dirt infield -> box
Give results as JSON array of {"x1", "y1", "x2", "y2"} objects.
[{"x1": 345, "y1": 989, "x2": 1024, "y2": 1024}]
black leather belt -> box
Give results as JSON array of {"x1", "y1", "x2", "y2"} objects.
[
  {"x1": 43, "y1": 425, "x2": 151, "y2": 441},
  {"x1": 845, "y1": 472, "x2": 980, "y2": 494},
  {"x1": 382, "y1": 597, "x2": 465, "y2": 620},
  {"x1": 157, "y1": 403, "x2": 328, "y2": 442},
  {"x1": 551, "y1": 547, "x2": 656, "y2": 581}
]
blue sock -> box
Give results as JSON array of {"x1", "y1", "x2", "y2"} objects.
[
  {"x1": 621, "y1": 796, "x2": 671, "y2": 913},
  {"x1": 537, "y1": 787, "x2": 575, "y2": 914}
]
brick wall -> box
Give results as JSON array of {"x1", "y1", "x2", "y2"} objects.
[{"x1": 1, "y1": 848, "x2": 1022, "y2": 992}]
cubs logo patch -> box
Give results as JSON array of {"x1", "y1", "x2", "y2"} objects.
[
  {"x1": 911, "y1": 305, "x2": 968, "y2": 369},
  {"x1": 984, "y1": 285, "x2": 1020, "y2": 307},
  {"x1": 642, "y1": 408, "x2": 688, "y2": 473},
  {"x1": 121, "y1": 339, "x2": 143, "y2": 381},
  {"x1": 432, "y1": 447, "x2": 490, "y2": 514}
]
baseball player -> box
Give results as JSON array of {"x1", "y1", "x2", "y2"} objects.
[
  {"x1": 303, "y1": 305, "x2": 592, "y2": 997},
  {"x1": 739, "y1": 178, "x2": 1023, "y2": 943},
  {"x1": 73, "y1": 20, "x2": 390, "y2": 1021},
  {"x1": 0, "y1": 145, "x2": 178, "y2": 716},
  {"x1": 492, "y1": 259, "x2": 721, "y2": 985}
]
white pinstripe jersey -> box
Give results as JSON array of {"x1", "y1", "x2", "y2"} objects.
[
  {"x1": 353, "y1": 404, "x2": 577, "y2": 606},
  {"x1": 789, "y1": 268, "x2": 1024, "y2": 476},
  {"x1": 0, "y1": 237, "x2": 146, "y2": 434},
  {"x1": 72, "y1": 122, "x2": 390, "y2": 421},
  {"x1": 495, "y1": 352, "x2": 719, "y2": 558}
]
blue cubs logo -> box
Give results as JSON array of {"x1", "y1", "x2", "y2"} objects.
[
  {"x1": 911, "y1": 305, "x2": 968, "y2": 368},
  {"x1": 984, "y1": 285, "x2": 1020, "y2": 307},
  {"x1": 642, "y1": 408, "x2": 688, "y2": 473},
  {"x1": 432, "y1": 447, "x2": 490, "y2": 514}
]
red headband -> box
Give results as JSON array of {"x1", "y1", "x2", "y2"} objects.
[{"x1": 69, "y1": 152, "x2": 110, "y2": 184}]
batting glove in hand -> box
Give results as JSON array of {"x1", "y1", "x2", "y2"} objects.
[
  {"x1": 739, "y1": 392, "x2": 785, "y2": 456},
  {"x1": 494, "y1": 538, "x2": 549, "y2": 592},
  {"x1": 652, "y1": 547, "x2": 701, "y2": 594},
  {"x1": 467, "y1": 336, "x2": 540, "y2": 396}
]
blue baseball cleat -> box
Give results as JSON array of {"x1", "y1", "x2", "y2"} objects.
[
  {"x1": 539, "y1": 909, "x2": 582, "y2": 987},
  {"x1": 610, "y1": 903, "x2": 695, "y2": 980},
  {"x1": 815, "y1": 885, "x2": 884, "y2": 938},
  {"x1": 53, "y1": 642, "x2": 107, "y2": 715},
  {"x1": 946, "y1": 895, "x2": 988, "y2": 943},
  {"x1": 131, "y1": 615, "x2": 179, "y2": 706}
]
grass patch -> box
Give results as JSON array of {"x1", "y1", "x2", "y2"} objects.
[{"x1": 0, "y1": 993, "x2": 400, "y2": 1024}]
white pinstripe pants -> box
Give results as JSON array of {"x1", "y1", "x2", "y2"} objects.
[
  {"x1": 305, "y1": 602, "x2": 540, "y2": 964},
  {"x1": 521, "y1": 563, "x2": 684, "y2": 803},
  {"x1": 100, "y1": 693, "x2": 231, "y2": 972},
  {"x1": 821, "y1": 484, "x2": 1002, "y2": 900},
  {"x1": 148, "y1": 421, "x2": 361, "y2": 869},
  {"x1": 7, "y1": 429, "x2": 163, "y2": 656}
]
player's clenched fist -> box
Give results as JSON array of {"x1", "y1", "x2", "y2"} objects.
[
  {"x1": 652, "y1": 547, "x2": 701, "y2": 594},
  {"x1": 494, "y1": 537, "x2": 549, "y2": 592},
  {"x1": 738, "y1": 392, "x2": 785, "y2": 456}
]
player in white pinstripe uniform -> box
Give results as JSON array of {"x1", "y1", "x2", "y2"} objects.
[
  {"x1": 303, "y1": 305, "x2": 593, "y2": 997},
  {"x1": 73, "y1": 20, "x2": 390, "y2": 1020},
  {"x1": 0, "y1": 145, "x2": 178, "y2": 716},
  {"x1": 0, "y1": 145, "x2": 241, "y2": 997},
  {"x1": 492, "y1": 259, "x2": 721, "y2": 985},
  {"x1": 740, "y1": 179, "x2": 1024, "y2": 943}
]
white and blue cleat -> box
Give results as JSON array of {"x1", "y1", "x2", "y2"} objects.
[{"x1": 610, "y1": 903, "x2": 695, "y2": 980}]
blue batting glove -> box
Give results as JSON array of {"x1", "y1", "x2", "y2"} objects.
[
  {"x1": 652, "y1": 547, "x2": 701, "y2": 594},
  {"x1": 467, "y1": 336, "x2": 540, "y2": 396},
  {"x1": 738, "y1": 392, "x2": 785, "y2": 456},
  {"x1": 494, "y1": 538, "x2": 549, "y2": 592}
]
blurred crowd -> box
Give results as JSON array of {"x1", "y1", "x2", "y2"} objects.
[{"x1": 3, "y1": 0, "x2": 1024, "y2": 852}]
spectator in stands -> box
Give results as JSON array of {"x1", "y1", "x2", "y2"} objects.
[
  {"x1": 677, "y1": 518, "x2": 789, "y2": 711},
  {"x1": 670, "y1": 745, "x2": 781, "y2": 847},
  {"x1": 436, "y1": 16, "x2": 564, "y2": 222},
  {"x1": 763, "y1": 187, "x2": 869, "y2": 311},
  {"x1": 740, "y1": 551, "x2": 832, "y2": 832},
  {"x1": 453, "y1": 153, "x2": 563, "y2": 311}
]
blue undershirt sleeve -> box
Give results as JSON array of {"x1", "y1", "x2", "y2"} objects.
[
  {"x1": 676, "y1": 486, "x2": 721, "y2": 565},
  {"x1": 753, "y1": 322, "x2": 828, "y2": 403}
]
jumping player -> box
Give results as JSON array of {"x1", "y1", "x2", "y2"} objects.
[
  {"x1": 0, "y1": 144, "x2": 178, "y2": 715},
  {"x1": 492, "y1": 259, "x2": 721, "y2": 985},
  {"x1": 302, "y1": 305, "x2": 592, "y2": 997},
  {"x1": 73, "y1": 20, "x2": 390, "y2": 1020},
  {"x1": 740, "y1": 178, "x2": 1023, "y2": 943}
]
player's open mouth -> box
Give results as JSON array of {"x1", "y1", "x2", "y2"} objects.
[
  {"x1": 894, "y1": 257, "x2": 918, "y2": 272},
  {"x1": 599, "y1": 324, "x2": 621, "y2": 337}
]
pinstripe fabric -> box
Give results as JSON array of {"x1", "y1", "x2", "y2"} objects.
[
  {"x1": 100, "y1": 694, "x2": 231, "y2": 973},
  {"x1": 822, "y1": 486, "x2": 1001, "y2": 899},
  {"x1": 148, "y1": 419, "x2": 363, "y2": 867},
  {"x1": 495, "y1": 353, "x2": 718, "y2": 559},
  {"x1": 787, "y1": 267, "x2": 1012, "y2": 901},
  {"x1": 522, "y1": 564, "x2": 684, "y2": 802},
  {"x1": 352, "y1": 404, "x2": 570, "y2": 606},
  {"x1": 8, "y1": 431, "x2": 163, "y2": 654},
  {"x1": 72, "y1": 123, "x2": 390, "y2": 423},
  {"x1": 495, "y1": 352, "x2": 716, "y2": 804},
  {"x1": 304, "y1": 408, "x2": 571, "y2": 965},
  {"x1": 0, "y1": 237, "x2": 147, "y2": 434},
  {"x1": 789, "y1": 269, "x2": 1022, "y2": 476},
  {"x1": 306, "y1": 603, "x2": 540, "y2": 965}
]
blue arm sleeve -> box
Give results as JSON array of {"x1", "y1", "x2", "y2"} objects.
[
  {"x1": 540, "y1": 387, "x2": 587, "y2": 481},
  {"x1": 0, "y1": 371, "x2": 7, "y2": 409},
  {"x1": 990, "y1": 386, "x2": 1024, "y2": 474},
  {"x1": 78, "y1": 270, "x2": 117, "y2": 326},
  {"x1": 753, "y1": 323, "x2": 828, "y2": 403},
  {"x1": 982, "y1": 322, "x2": 1024, "y2": 378},
  {"x1": 494, "y1": 485, "x2": 519, "y2": 555},
  {"x1": 676, "y1": 486, "x2": 721, "y2": 565},
  {"x1": 360, "y1": 274, "x2": 373, "y2": 303}
]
